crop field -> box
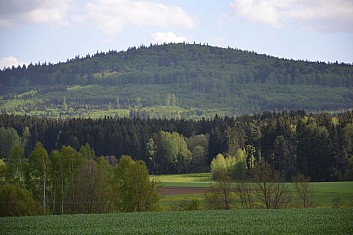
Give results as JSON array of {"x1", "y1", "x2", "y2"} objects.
[
  {"x1": 1, "y1": 208, "x2": 352, "y2": 234},
  {"x1": 1, "y1": 174, "x2": 352, "y2": 234}
]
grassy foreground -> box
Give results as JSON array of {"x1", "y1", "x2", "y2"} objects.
[{"x1": 1, "y1": 208, "x2": 352, "y2": 234}]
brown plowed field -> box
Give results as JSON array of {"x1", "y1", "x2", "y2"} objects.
[{"x1": 160, "y1": 187, "x2": 209, "y2": 195}]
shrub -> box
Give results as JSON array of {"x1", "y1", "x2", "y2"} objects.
[{"x1": 0, "y1": 184, "x2": 42, "y2": 217}]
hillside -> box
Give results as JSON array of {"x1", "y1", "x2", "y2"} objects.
[{"x1": 1, "y1": 43, "x2": 353, "y2": 118}]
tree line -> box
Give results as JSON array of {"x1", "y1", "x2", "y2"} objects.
[
  {"x1": 0, "y1": 142, "x2": 159, "y2": 216},
  {"x1": 1, "y1": 110, "x2": 353, "y2": 181}
]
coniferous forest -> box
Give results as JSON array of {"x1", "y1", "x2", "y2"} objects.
[
  {"x1": 1, "y1": 43, "x2": 353, "y2": 119},
  {"x1": 1, "y1": 110, "x2": 353, "y2": 182}
]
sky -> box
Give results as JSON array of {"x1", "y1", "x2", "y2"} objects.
[{"x1": 1, "y1": 0, "x2": 353, "y2": 69}]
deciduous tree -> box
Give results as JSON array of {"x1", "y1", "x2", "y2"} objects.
[
  {"x1": 7, "y1": 146, "x2": 27, "y2": 189},
  {"x1": 253, "y1": 160, "x2": 291, "y2": 209},
  {"x1": 28, "y1": 142, "x2": 49, "y2": 213},
  {"x1": 292, "y1": 174, "x2": 315, "y2": 208},
  {"x1": 205, "y1": 170, "x2": 235, "y2": 210},
  {"x1": 114, "y1": 156, "x2": 159, "y2": 212}
]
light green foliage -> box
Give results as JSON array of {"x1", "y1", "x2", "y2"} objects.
[
  {"x1": 96, "y1": 157, "x2": 117, "y2": 213},
  {"x1": 50, "y1": 145, "x2": 109, "y2": 215},
  {"x1": 114, "y1": 156, "x2": 159, "y2": 212},
  {"x1": 150, "y1": 173, "x2": 212, "y2": 188},
  {"x1": 210, "y1": 148, "x2": 246, "y2": 179},
  {"x1": 210, "y1": 153, "x2": 227, "y2": 178},
  {"x1": 70, "y1": 144, "x2": 113, "y2": 214},
  {"x1": 229, "y1": 148, "x2": 248, "y2": 180},
  {"x1": 28, "y1": 142, "x2": 49, "y2": 212},
  {"x1": 146, "y1": 138, "x2": 157, "y2": 173},
  {"x1": 0, "y1": 159, "x2": 7, "y2": 184},
  {"x1": 160, "y1": 131, "x2": 192, "y2": 173},
  {"x1": 50, "y1": 145, "x2": 83, "y2": 214},
  {"x1": 7, "y1": 146, "x2": 27, "y2": 188},
  {"x1": 236, "y1": 148, "x2": 246, "y2": 161},
  {"x1": 70, "y1": 158, "x2": 102, "y2": 214},
  {"x1": 79, "y1": 143, "x2": 95, "y2": 159},
  {"x1": 20, "y1": 127, "x2": 31, "y2": 150},
  {"x1": 1, "y1": 209, "x2": 352, "y2": 234}
]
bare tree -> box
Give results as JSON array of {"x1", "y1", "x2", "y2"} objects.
[
  {"x1": 292, "y1": 173, "x2": 315, "y2": 208},
  {"x1": 253, "y1": 160, "x2": 291, "y2": 209},
  {"x1": 205, "y1": 170, "x2": 236, "y2": 210},
  {"x1": 235, "y1": 180, "x2": 254, "y2": 209}
]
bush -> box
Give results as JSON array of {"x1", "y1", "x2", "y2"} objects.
[{"x1": 0, "y1": 184, "x2": 42, "y2": 217}]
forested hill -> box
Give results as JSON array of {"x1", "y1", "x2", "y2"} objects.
[{"x1": 1, "y1": 43, "x2": 353, "y2": 118}]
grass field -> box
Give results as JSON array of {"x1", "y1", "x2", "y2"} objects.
[
  {"x1": 1, "y1": 174, "x2": 352, "y2": 234},
  {"x1": 151, "y1": 173, "x2": 212, "y2": 187},
  {"x1": 152, "y1": 174, "x2": 353, "y2": 209},
  {"x1": 1, "y1": 208, "x2": 352, "y2": 234}
]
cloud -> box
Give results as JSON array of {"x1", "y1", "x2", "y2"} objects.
[
  {"x1": 0, "y1": 56, "x2": 28, "y2": 70},
  {"x1": 0, "y1": 0, "x2": 71, "y2": 26},
  {"x1": 151, "y1": 32, "x2": 187, "y2": 44},
  {"x1": 83, "y1": 0, "x2": 196, "y2": 35},
  {"x1": 230, "y1": 0, "x2": 353, "y2": 32}
]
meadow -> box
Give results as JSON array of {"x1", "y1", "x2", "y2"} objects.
[
  {"x1": 1, "y1": 173, "x2": 352, "y2": 234},
  {"x1": 1, "y1": 208, "x2": 352, "y2": 234},
  {"x1": 152, "y1": 173, "x2": 353, "y2": 209}
]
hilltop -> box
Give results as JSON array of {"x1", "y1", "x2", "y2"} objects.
[{"x1": 1, "y1": 43, "x2": 352, "y2": 118}]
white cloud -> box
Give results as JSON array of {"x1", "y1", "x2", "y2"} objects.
[
  {"x1": 83, "y1": 0, "x2": 196, "y2": 35},
  {"x1": 0, "y1": 56, "x2": 28, "y2": 70},
  {"x1": 151, "y1": 32, "x2": 187, "y2": 44},
  {"x1": 230, "y1": 0, "x2": 353, "y2": 32},
  {"x1": 0, "y1": 0, "x2": 71, "y2": 26}
]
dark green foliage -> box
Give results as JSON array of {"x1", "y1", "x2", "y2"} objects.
[
  {"x1": 1, "y1": 209, "x2": 353, "y2": 234},
  {"x1": 0, "y1": 127, "x2": 20, "y2": 160},
  {"x1": 1, "y1": 110, "x2": 353, "y2": 180},
  {"x1": 0, "y1": 184, "x2": 41, "y2": 216},
  {"x1": 1, "y1": 43, "x2": 352, "y2": 118}
]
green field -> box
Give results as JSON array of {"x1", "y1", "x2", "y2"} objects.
[
  {"x1": 151, "y1": 173, "x2": 213, "y2": 187},
  {"x1": 152, "y1": 174, "x2": 353, "y2": 208},
  {"x1": 1, "y1": 208, "x2": 352, "y2": 234},
  {"x1": 1, "y1": 174, "x2": 352, "y2": 234}
]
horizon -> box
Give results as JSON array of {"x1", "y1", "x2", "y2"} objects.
[
  {"x1": 1, "y1": 0, "x2": 353, "y2": 70},
  {"x1": 1, "y1": 42, "x2": 352, "y2": 71}
]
